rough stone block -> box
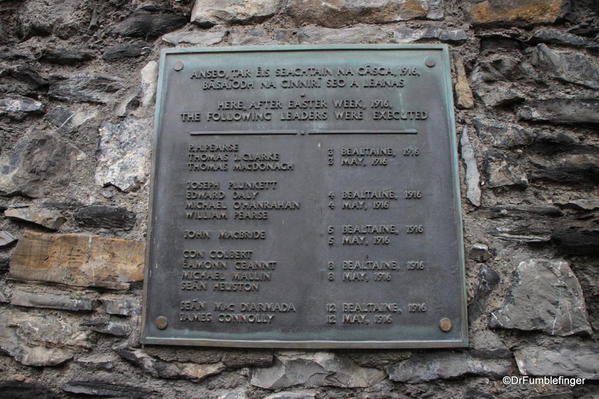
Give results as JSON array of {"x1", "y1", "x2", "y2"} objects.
[
  {"x1": 81, "y1": 319, "x2": 131, "y2": 337},
  {"x1": 250, "y1": 352, "x2": 384, "y2": 389},
  {"x1": 394, "y1": 27, "x2": 467, "y2": 43},
  {"x1": 11, "y1": 289, "x2": 95, "y2": 312},
  {"x1": 40, "y1": 48, "x2": 94, "y2": 65},
  {"x1": 460, "y1": 127, "x2": 481, "y2": 207},
  {"x1": 0, "y1": 309, "x2": 91, "y2": 366},
  {"x1": 297, "y1": 25, "x2": 392, "y2": 44},
  {"x1": 95, "y1": 118, "x2": 151, "y2": 192},
  {"x1": 74, "y1": 205, "x2": 136, "y2": 230},
  {"x1": 489, "y1": 258, "x2": 592, "y2": 336},
  {"x1": 515, "y1": 343, "x2": 599, "y2": 379},
  {"x1": 518, "y1": 99, "x2": 599, "y2": 125},
  {"x1": 483, "y1": 151, "x2": 528, "y2": 188},
  {"x1": 9, "y1": 230, "x2": 144, "y2": 290},
  {"x1": 192, "y1": 0, "x2": 282, "y2": 27},
  {"x1": 0, "y1": 132, "x2": 85, "y2": 198},
  {"x1": 0, "y1": 381, "x2": 59, "y2": 399},
  {"x1": 0, "y1": 95, "x2": 44, "y2": 118},
  {"x1": 5, "y1": 207, "x2": 66, "y2": 230},
  {"x1": 49, "y1": 73, "x2": 124, "y2": 104},
  {"x1": 387, "y1": 352, "x2": 512, "y2": 383},
  {"x1": 62, "y1": 380, "x2": 150, "y2": 398},
  {"x1": 18, "y1": 0, "x2": 90, "y2": 39},
  {"x1": 114, "y1": 344, "x2": 226, "y2": 381},
  {"x1": 112, "y1": 10, "x2": 187, "y2": 38},
  {"x1": 101, "y1": 296, "x2": 142, "y2": 316},
  {"x1": 465, "y1": 0, "x2": 568, "y2": 26},
  {"x1": 0, "y1": 231, "x2": 17, "y2": 248},
  {"x1": 162, "y1": 29, "x2": 227, "y2": 46},
  {"x1": 288, "y1": 0, "x2": 431, "y2": 28},
  {"x1": 531, "y1": 44, "x2": 599, "y2": 89},
  {"x1": 103, "y1": 43, "x2": 148, "y2": 61}
]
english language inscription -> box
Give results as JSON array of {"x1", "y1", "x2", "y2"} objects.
[{"x1": 142, "y1": 45, "x2": 467, "y2": 348}]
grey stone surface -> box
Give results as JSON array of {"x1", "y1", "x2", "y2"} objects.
[
  {"x1": 11, "y1": 289, "x2": 95, "y2": 312},
  {"x1": 529, "y1": 29, "x2": 599, "y2": 51},
  {"x1": 81, "y1": 319, "x2": 131, "y2": 337},
  {"x1": 225, "y1": 27, "x2": 290, "y2": 45},
  {"x1": 531, "y1": 44, "x2": 599, "y2": 89},
  {"x1": 469, "y1": 265, "x2": 500, "y2": 321},
  {"x1": 469, "y1": 243, "x2": 491, "y2": 263},
  {"x1": 49, "y1": 73, "x2": 124, "y2": 104},
  {"x1": 101, "y1": 296, "x2": 141, "y2": 316},
  {"x1": 460, "y1": 127, "x2": 481, "y2": 207},
  {"x1": 0, "y1": 133, "x2": 85, "y2": 197},
  {"x1": 250, "y1": 352, "x2": 384, "y2": 389},
  {"x1": 162, "y1": 29, "x2": 227, "y2": 46},
  {"x1": 74, "y1": 205, "x2": 136, "y2": 230},
  {"x1": 222, "y1": 350, "x2": 275, "y2": 368},
  {"x1": 483, "y1": 151, "x2": 528, "y2": 188},
  {"x1": 192, "y1": 0, "x2": 281, "y2": 27},
  {"x1": 475, "y1": 85, "x2": 525, "y2": 108},
  {"x1": 102, "y1": 43, "x2": 148, "y2": 61},
  {"x1": 0, "y1": 382, "x2": 59, "y2": 399},
  {"x1": 95, "y1": 118, "x2": 151, "y2": 192},
  {"x1": 386, "y1": 352, "x2": 512, "y2": 383},
  {"x1": 489, "y1": 228, "x2": 551, "y2": 243},
  {"x1": 0, "y1": 95, "x2": 43, "y2": 118},
  {"x1": 44, "y1": 106, "x2": 97, "y2": 133},
  {"x1": 114, "y1": 344, "x2": 226, "y2": 381},
  {"x1": 140, "y1": 61, "x2": 158, "y2": 108},
  {"x1": 470, "y1": 330, "x2": 511, "y2": 358},
  {"x1": 394, "y1": 27, "x2": 467, "y2": 43},
  {"x1": 40, "y1": 48, "x2": 94, "y2": 65},
  {"x1": 555, "y1": 199, "x2": 599, "y2": 211},
  {"x1": 473, "y1": 118, "x2": 534, "y2": 149},
  {"x1": 4, "y1": 207, "x2": 66, "y2": 230},
  {"x1": 426, "y1": 0, "x2": 444, "y2": 19},
  {"x1": 0, "y1": 231, "x2": 17, "y2": 248},
  {"x1": 518, "y1": 99, "x2": 599, "y2": 125},
  {"x1": 471, "y1": 53, "x2": 530, "y2": 82},
  {"x1": 75, "y1": 353, "x2": 117, "y2": 371},
  {"x1": 112, "y1": 10, "x2": 186, "y2": 38},
  {"x1": 298, "y1": 25, "x2": 391, "y2": 44},
  {"x1": 0, "y1": 257, "x2": 8, "y2": 273},
  {"x1": 552, "y1": 228, "x2": 599, "y2": 257},
  {"x1": 481, "y1": 204, "x2": 562, "y2": 219},
  {"x1": 263, "y1": 392, "x2": 317, "y2": 399},
  {"x1": 0, "y1": 309, "x2": 90, "y2": 366},
  {"x1": 62, "y1": 380, "x2": 150, "y2": 398},
  {"x1": 490, "y1": 259, "x2": 592, "y2": 336},
  {"x1": 529, "y1": 153, "x2": 599, "y2": 185},
  {"x1": 18, "y1": 0, "x2": 90, "y2": 39},
  {"x1": 287, "y1": 0, "x2": 431, "y2": 27},
  {"x1": 515, "y1": 343, "x2": 599, "y2": 379},
  {"x1": 0, "y1": 65, "x2": 48, "y2": 96}
]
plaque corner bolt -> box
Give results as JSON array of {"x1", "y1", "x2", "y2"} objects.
[
  {"x1": 425, "y1": 58, "x2": 436, "y2": 68},
  {"x1": 155, "y1": 316, "x2": 168, "y2": 330},
  {"x1": 174, "y1": 61, "x2": 184, "y2": 72},
  {"x1": 439, "y1": 318, "x2": 452, "y2": 332}
]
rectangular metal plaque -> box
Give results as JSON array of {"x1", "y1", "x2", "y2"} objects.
[{"x1": 142, "y1": 45, "x2": 467, "y2": 348}]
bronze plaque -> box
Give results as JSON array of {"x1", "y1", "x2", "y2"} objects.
[{"x1": 142, "y1": 45, "x2": 467, "y2": 348}]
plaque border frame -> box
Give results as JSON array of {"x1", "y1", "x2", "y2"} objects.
[{"x1": 141, "y1": 44, "x2": 468, "y2": 349}]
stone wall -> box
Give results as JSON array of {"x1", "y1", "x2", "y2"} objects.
[{"x1": 0, "y1": 0, "x2": 598, "y2": 398}]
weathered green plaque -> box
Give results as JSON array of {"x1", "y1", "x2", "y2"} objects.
[{"x1": 142, "y1": 45, "x2": 467, "y2": 348}]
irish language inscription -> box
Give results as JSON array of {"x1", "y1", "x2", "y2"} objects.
[{"x1": 143, "y1": 46, "x2": 467, "y2": 348}]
